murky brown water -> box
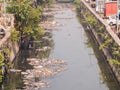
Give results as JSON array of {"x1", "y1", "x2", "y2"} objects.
[{"x1": 1, "y1": 3, "x2": 120, "y2": 90}]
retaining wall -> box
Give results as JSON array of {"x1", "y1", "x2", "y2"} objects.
[{"x1": 77, "y1": 0, "x2": 120, "y2": 85}]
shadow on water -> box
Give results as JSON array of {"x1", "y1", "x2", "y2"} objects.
[{"x1": 78, "y1": 14, "x2": 120, "y2": 89}]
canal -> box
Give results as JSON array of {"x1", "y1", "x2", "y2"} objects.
[{"x1": 1, "y1": 3, "x2": 120, "y2": 90}]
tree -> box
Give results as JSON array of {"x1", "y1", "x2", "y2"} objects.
[{"x1": 7, "y1": 0, "x2": 44, "y2": 40}]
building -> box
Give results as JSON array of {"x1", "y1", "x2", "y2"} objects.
[
  {"x1": 104, "y1": 1, "x2": 117, "y2": 16},
  {"x1": 96, "y1": 0, "x2": 105, "y2": 13}
]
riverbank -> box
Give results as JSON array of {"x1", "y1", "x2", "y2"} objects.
[{"x1": 76, "y1": 0, "x2": 120, "y2": 86}]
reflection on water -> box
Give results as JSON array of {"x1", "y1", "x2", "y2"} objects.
[{"x1": 0, "y1": 3, "x2": 120, "y2": 90}]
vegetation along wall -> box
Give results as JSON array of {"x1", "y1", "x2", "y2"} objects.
[{"x1": 75, "y1": 0, "x2": 120, "y2": 84}]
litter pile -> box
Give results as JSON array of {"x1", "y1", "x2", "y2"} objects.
[{"x1": 20, "y1": 57, "x2": 67, "y2": 89}]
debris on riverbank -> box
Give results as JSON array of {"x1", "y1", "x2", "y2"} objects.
[{"x1": 21, "y1": 57, "x2": 67, "y2": 89}]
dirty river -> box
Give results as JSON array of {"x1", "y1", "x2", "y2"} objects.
[{"x1": 1, "y1": 3, "x2": 120, "y2": 90}]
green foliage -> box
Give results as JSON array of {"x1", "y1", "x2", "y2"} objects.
[
  {"x1": 99, "y1": 38, "x2": 112, "y2": 50},
  {"x1": 86, "y1": 16, "x2": 97, "y2": 27},
  {"x1": 37, "y1": 0, "x2": 55, "y2": 7},
  {"x1": 11, "y1": 30, "x2": 19, "y2": 42},
  {"x1": 3, "y1": 47, "x2": 11, "y2": 56},
  {"x1": 6, "y1": 61, "x2": 13, "y2": 69},
  {"x1": 0, "y1": 53, "x2": 4, "y2": 83},
  {"x1": 111, "y1": 46, "x2": 120, "y2": 58},
  {"x1": 74, "y1": 0, "x2": 80, "y2": 3},
  {"x1": 109, "y1": 59, "x2": 120, "y2": 66},
  {"x1": 0, "y1": 75, "x2": 3, "y2": 83},
  {"x1": 32, "y1": 27, "x2": 44, "y2": 39},
  {"x1": 7, "y1": 0, "x2": 44, "y2": 40},
  {"x1": 74, "y1": 0, "x2": 81, "y2": 9},
  {"x1": 98, "y1": 26, "x2": 104, "y2": 33},
  {"x1": 113, "y1": 50, "x2": 120, "y2": 57},
  {"x1": 77, "y1": 0, "x2": 120, "y2": 72},
  {"x1": 99, "y1": 43, "x2": 108, "y2": 50},
  {"x1": 99, "y1": 26, "x2": 104, "y2": 31},
  {"x1": 0, "y1": 53, "x2": 4, "y2": 63}
]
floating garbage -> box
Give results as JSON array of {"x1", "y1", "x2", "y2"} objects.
[
  {"x1": 29, "y1": 60, "x2": 41, "y2": 66},
  {"x1": 42, "y1": 36, "x2": 53, "y2": 41},
  {"x1": 36, "y1": 46, "x2": 52, "y2": 52},
  {"x1": 27, "y1": 58, "x2": 41, "y2": 61},
  {"x1": 21, "y1": 57, "x2": 67, "y2": 89},
  {"x1": 34, "y1": 65, "x2": 43, "y2": 69},
  {"x1": 34, "y1": 81, "x2": 49, "y2": 88},
  {"x1": 21, "y1": 72, "x2": 29, "y2": 75},
  {"x1": 9, "y1": 69, "x2": 21, "y2": 73}
]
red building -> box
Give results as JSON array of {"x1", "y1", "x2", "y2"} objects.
[{"x1": 104, "y1": 1, "x2": 117, "y2": 16}]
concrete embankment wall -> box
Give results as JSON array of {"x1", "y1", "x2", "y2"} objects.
[{"x1": 77, "y1": 0, "x2": 120, "y2": 85}]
